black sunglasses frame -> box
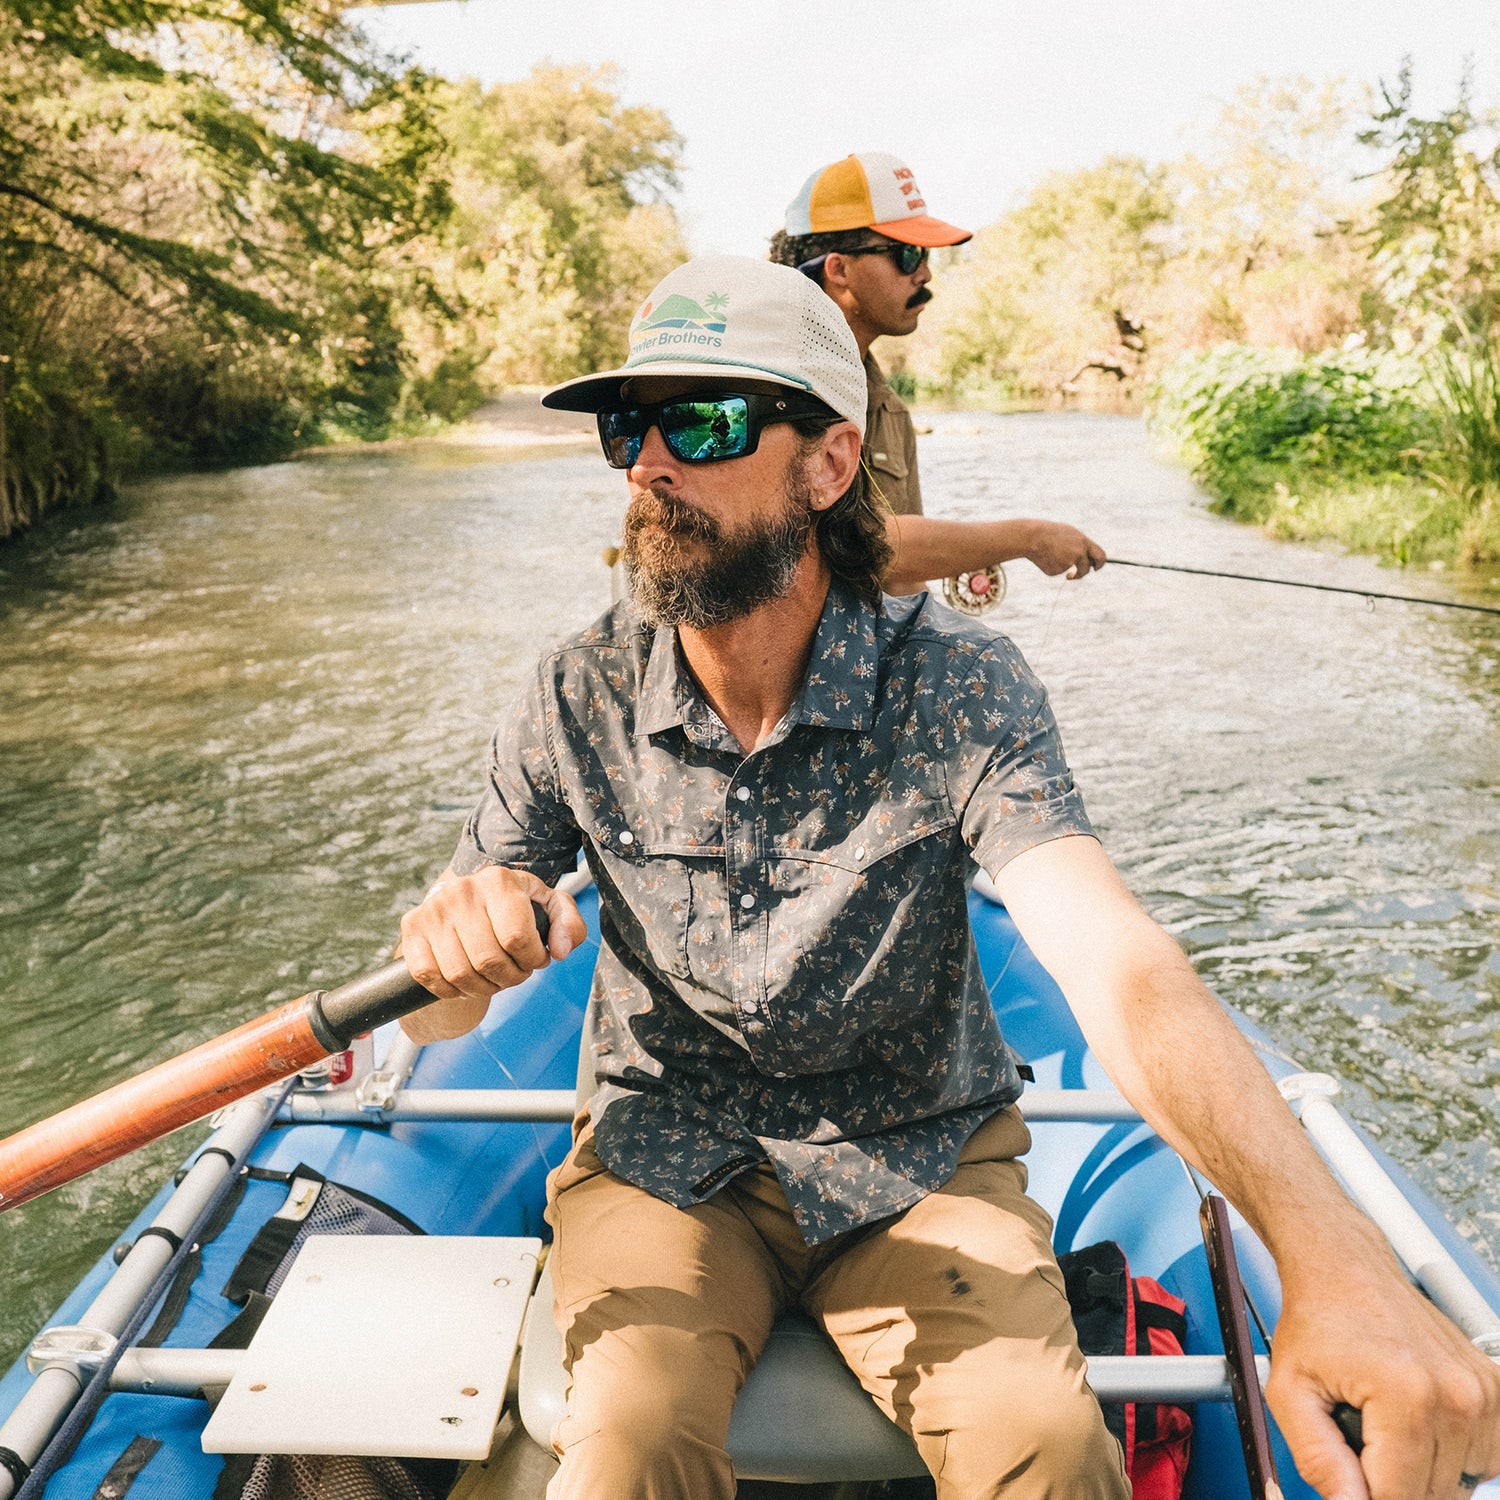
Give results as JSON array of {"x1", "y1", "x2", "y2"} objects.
[
  {"x1": 596, "y1": 390, "x2": 837, "y2": 469},
  {"x1": 840, "y1": 242, "x2": 930, "y2": 276},
  {"x1": 796, "y1": 243, "x2": 930, "y2": 280}
]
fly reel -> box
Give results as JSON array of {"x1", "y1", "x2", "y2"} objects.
[{"x1": 942, "y1": 565, "x2": 1006, "y2": 616}]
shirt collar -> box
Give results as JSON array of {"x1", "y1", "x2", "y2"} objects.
[
  {"x1": 790, "y1": 579, "x2": 880, "y2": 731},
  {"x1": 633, "y1": 580, "x2": 881, "y2": 739}
]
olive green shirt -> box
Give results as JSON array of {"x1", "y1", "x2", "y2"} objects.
[{"x1": 863, "y1": 351, "x2": 922, "y2": 517}]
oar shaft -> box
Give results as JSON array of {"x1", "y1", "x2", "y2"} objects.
[
  {"x1": 0, "y1": 996, "x2": 330, "y2": 1213},
  {"x1": 0, "y1": 904, "x2": 550, "y2": 1214}
]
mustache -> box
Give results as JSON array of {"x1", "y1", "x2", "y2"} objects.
[
  {"x1": 906, "y1": 286, "x2": 933, "y2": 311},
  {"x1": 625, "y1": 488, "x2": 720, "y2": 543}
]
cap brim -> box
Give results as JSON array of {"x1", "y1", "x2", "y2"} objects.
[
  {"x1": 871, "y1": 215, "x2": 972, "y2": 248},
  {"x1": 542, "y1": 361, "x2": 813, "y2": 413}
]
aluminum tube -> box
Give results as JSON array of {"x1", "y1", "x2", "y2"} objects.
[
  {"x1": 1086, "y1": 1354, "x2": 1267, "y2": 1403},
  {"x1": 282, "y1": 1087, "x2": 1143, "y2": 1127},
  {"x1": 1300, "y1": 1095, "x2": 1500, "y2": 1343},
  {"x1": 377, "y1": 1030, "x2": 423, "y2": 1084},
  {"x1": 0, "y1": 1091, "x2": 279, "y2": 1500},
  {"x1": 105, "y1": 1346, "x2": 1249, "y2": 1404},
  {"x1": 110, "y1": 1348, "x2": 243, "y2": 1397},
  {"x1": 1019, "y1": 1089, "x2": 1140, "y2": 1123},
  {"x1": 282, "y1": 1089, "x2": 577, "y2": 1124}
]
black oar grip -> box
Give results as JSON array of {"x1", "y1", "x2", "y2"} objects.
[
  {"x1": 1331, "y1": 1401, "x2": 1363, "y2": 1454},
  {"x1": 309, "y1": 901, "x2": 553, "y2": 1050}
]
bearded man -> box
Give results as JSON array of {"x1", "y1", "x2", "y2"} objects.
[{"x1": 399, "y1": 256, "x2": 1499, "y2": 1500}]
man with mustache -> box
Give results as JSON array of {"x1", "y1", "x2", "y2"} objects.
[
  {"x1": 771, "y1": 152, "x2": 1106, "y2": 593},
  {"x1": 403, "y1": 256, "x2": 1500, "y2": 1500}
]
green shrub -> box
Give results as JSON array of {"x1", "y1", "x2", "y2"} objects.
[{"x1": 1147, "y1": 344, "x2": 1434, "y2": 519}]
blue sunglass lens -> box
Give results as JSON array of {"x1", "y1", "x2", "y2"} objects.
[{"x1": 599, "y1": 398, "x2": 751, "y2": 468}]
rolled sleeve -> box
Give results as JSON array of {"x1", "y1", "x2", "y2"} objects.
[
  {"x1": 452, "y1": 662, "x2": 581, "y2": 884},
  {"x1": 949, "y1": 638, "x2": 1093, "y2": 877}
]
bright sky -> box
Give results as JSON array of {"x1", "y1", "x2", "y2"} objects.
[{"x1": 354, "y1": 0, "x2": 1500, "y2": 255}]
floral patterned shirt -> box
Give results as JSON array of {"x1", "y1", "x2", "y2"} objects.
[{"x1": 453, "y1": 580, "x2": 1093, "y2": 1243}]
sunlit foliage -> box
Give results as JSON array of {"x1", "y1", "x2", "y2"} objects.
[{"x1": 0, "y1": 6, "x2": 684, "y2": 540}]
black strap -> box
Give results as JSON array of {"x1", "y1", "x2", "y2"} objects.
[
  {"x1": 0, "y1": 1448, "x2": 31, "y2": 1487},
  {"x1": 137, "y1": 1173, "x2": 248, "y2": 1350},
  {"x1": 90, "y1": 1435, "x2": 161, "y2": 1499},
  {"x1": 1134, "y1": 1295, "x2": 1188, "y2": 1345},
  {"x1": 194, "y1": 1147, "x2": 240, "y2": 1172},
  {"x1": 210, "y1": 1453, "x2": 258, "y2": 1500},
  {"x1": 132, "y1": 1225, "x2": 183, "y2": 1255},
  {"x1": 207, "y1": 1292, "x2": 274, "y2": 1352}
]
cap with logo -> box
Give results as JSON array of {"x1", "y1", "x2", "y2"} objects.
[
  {"x1": 784, "y1": 152, "x2": 972, "y2": 248},
  {"x1": 541, "y1": 255, "x2": 868, "y2": 438}
]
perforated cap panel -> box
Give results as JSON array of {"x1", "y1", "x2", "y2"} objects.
[{"x1": 542, "y1": 256, "x2": 867, "y2": 437}]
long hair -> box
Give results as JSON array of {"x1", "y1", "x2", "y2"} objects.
[{"x1": 792, "y1": 414, "x2": 891, "y2": 607}]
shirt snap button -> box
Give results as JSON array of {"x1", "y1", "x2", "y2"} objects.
[
  {"x1": 854, "y1": 845, "x2": 867, "y2": 861},
  {"x1": 618, "y1": 830, "x2": 634, "y2": 846},
  {"x1": 739, "y1": 893, "x2": 756, "y2": 910},
  {"x1": 735, "y1": 786, "x2": 751, "y2": 802}
]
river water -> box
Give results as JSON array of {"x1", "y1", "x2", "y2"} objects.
[{"x1": 1, "y1": 412, "x2": 1498, "y2": 1370}]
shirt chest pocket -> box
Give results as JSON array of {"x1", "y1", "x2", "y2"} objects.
[
  {"x1": 580, "y1": 813, "x2": 717, "y2": 982},
  {"x1": 767, "y1": 802, "x2": 957, "y2": 896},
  {"x1": 865, "y1": 437, "x2": 909, "y2": 481}
]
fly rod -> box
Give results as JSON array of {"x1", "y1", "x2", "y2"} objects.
[
  {"x1": 1108, "y1": 559, "x2": 1500, "y2": 617},
  {"x1": 0, "y1": 904, "x2": 550, "y2": 1214}
]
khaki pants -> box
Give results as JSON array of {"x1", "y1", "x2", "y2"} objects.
[{"x1": 519, "y1": 1105, "x2": 1129, "y2": 1500}]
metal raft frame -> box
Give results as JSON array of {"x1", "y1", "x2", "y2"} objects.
[{"x1": 4, "y1": 905, "x2": 1500, "y2": 1493}]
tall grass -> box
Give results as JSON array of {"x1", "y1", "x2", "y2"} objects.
[{"x1": 1148, "y1": 342, "x2": 1500, "y2": 566}]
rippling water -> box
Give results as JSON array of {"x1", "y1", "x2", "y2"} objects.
[{"x1": 1, "y1": 413, "x2": 1497, "y2": 1369}]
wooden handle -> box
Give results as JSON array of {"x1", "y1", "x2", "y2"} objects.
[{"x1": 0, "y1": 902, "x2": 553, "y2": 1213}]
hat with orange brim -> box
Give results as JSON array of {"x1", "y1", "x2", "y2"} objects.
[{"x1": 784, "y1": 152, "x2": 972, "y2": 248}]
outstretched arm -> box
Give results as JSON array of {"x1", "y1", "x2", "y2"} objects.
[
  {"x1": 883, "y1": 514, "x2": 1106, "y2": 595},
  {"x1": 996, "y1": 833, "x2": 1500, "y2": 1500}
]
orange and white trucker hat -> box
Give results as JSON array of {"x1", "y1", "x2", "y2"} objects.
[
  {"x1": 784, "y1": 152, "x2": 972, "y2": 248},
  {"x1": 541, "y1": 255, "x2": 868, "y2": 438}
]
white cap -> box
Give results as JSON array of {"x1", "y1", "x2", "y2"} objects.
[{"x1": 541, "y1": 255, "x2": 867, "y2": 438}]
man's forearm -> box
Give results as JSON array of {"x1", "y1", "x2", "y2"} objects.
[
  {"x1": 1075, "y1": 923, "x2": 1395, "y2": 1286},
  {"x1": 883, "y1": 515, "x2": 1042, "y2": 591},
  {"x1": 882, "y1": 515, "x2": 1105, "y2": 593},
  {"x1": 997, "y1": 838, "x2": 1392, "y2": 1285}
]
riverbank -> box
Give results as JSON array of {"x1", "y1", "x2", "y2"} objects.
[{"x1": 1147, "y1": 344, "x2": 1500, "y2": 572}]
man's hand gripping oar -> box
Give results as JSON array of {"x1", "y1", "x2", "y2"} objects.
[{"x1": 0, "y1": 868, "x2": 584, "y2": 1213}]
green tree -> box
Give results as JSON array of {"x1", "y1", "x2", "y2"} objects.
[
  {"x1": 0, "y1": 0, "x2": 445, "y2": 535},
  {"x1": 404, "y1": 65, "x2": 685, "y2": 395},
  {"x1": 918, "y1": 156, "x2": 1172, "y2": 396},
  {"x1": 1359, "y1": 62, "x2": 1500, "y2": 346}
]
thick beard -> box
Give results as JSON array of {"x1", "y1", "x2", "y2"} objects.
[{"x1": 623, "y1": 465, "x2": 813, "y2": 629}]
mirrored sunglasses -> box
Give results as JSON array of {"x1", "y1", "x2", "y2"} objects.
[
  {"x1": 597, "y1": 391, "x2": 835, "y2": 469},
  {"x1": 796, "y1": 243, "x2": 929, "y2": 279}
]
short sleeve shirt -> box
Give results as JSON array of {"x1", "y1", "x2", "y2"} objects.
[
  {"x1": 453, "y1": 581, "x2": 1092, "y2": 1243},
  {"x1": 864, "y1": 351, "x2": 923, "y2": 516}
]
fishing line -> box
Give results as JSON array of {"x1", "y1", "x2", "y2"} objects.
[{"x1": 1108, "y1": 558, "x2": 1500, "y2": 617}]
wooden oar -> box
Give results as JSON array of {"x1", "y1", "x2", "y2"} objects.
[{"x1": 0, "y1": 906, "x2": 550, "y2": 1214}]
